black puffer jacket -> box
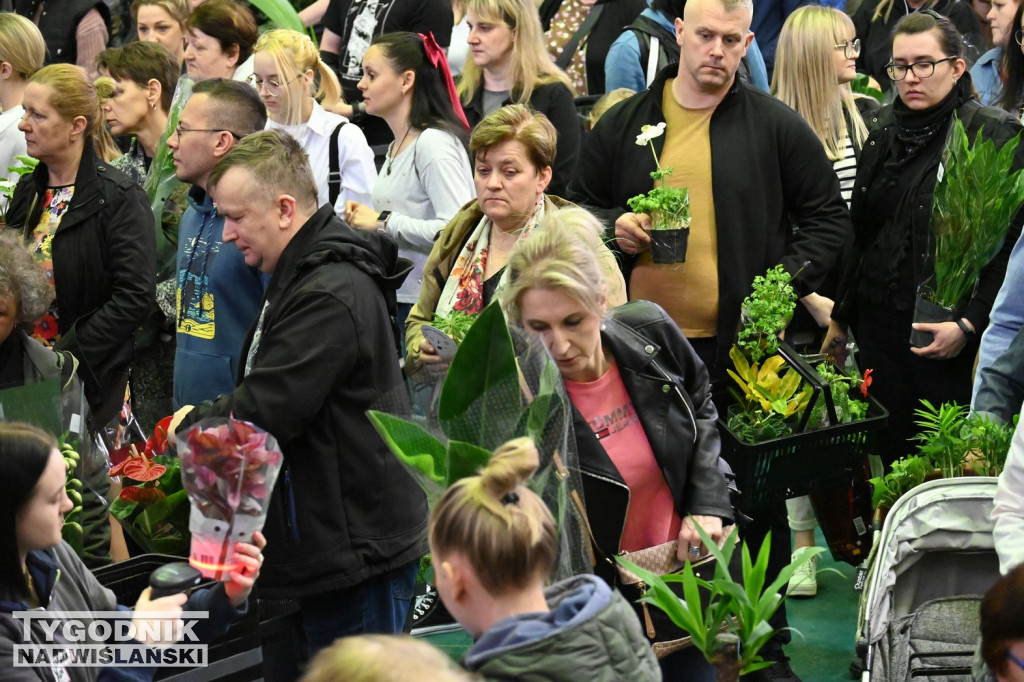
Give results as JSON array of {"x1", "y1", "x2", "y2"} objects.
[
  {"x1": 573, "y1": 300, "x2": 733, "y2": 584},
  {"x1": 7, "y1": 143, "x2": 156, "y2": 427},
  {"x1": 179, "y1": 205, "x2": 426, "y2": 599}
]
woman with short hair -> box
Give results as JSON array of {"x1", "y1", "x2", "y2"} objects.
[
  {"x1": 404, "y1": 104, "x2": 625, "y2": 374},
  {"x1": 184, "y1": 0, "x2": 258, "y2": 82}
]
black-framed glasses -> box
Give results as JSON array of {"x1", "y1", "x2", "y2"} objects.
[
  {"x1": 834, "y1": 38, "x2": 861, "y2": 59},
  {"x1": 174, "y1": 123, "x2": 241, "y2": 140},
  {"x1": 246, "y1": 73, "x2": 303, "y2": 96},
  {"x1": 1008, "y1": 650, "x2": 1024, "y2": 672},
  {"x1": 885, "y1": 56, "x2": 957, "y2": 81}
]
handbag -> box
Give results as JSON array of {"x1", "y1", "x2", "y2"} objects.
[{"x1": 615, "y1": 539, "x2": 720, "y2": 659}]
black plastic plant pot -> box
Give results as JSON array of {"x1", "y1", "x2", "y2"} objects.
[
  {"x1": 910, "y1": 294, "x2": 956, "y2": 348},
  {"x1": 650, "y1": 228, "x2": 689, "y2": 264}
]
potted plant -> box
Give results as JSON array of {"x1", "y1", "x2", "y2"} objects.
[
  {"x1": 618, "y1": 523, "x2": 830, "y2": 680},
  {"x1": 737, "y1": 264, "x2": 800, "y2": 363},
  {"x1": 627, "y1": 123, "x2": 691, "y2": 264},
  {"x1": 911, "y1": 117, "x2": 1024, "y2": 347},
  {"x1": 109, "y1": 417, "x2": 191, "y2": 556}
]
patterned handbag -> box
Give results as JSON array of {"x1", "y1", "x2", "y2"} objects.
[{"x1": 616, "y1": 540, "x2": 719, "y2": 658}]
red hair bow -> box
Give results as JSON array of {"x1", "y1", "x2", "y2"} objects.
[{"x1": 419, "y1": 32, "x2": 470, "y2": 130}]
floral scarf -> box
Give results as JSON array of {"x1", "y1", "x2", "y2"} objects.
[{"x1": 436, "y1": 195, "x2": 546, "y2": 317}]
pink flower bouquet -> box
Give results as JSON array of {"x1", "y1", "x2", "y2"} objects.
[{"x1": 177, "y1": 416, "x2": 283, "y2": 579}]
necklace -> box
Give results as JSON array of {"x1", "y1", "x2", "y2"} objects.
[{"x1": 386, "y1": 126, "x2": 413, "y2": 175}]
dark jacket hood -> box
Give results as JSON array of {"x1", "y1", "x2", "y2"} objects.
[
  {"x1": 0, "y1": 548, "x2": 58, "y2": 613},
  {"x1": 271, "y1": 205, "x2": 413, "y2": 298}
]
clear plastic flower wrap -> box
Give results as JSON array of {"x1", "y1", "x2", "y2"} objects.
[
  {"x1": 176, "y1": 416, "x2": 283, "y2": 579},
  {"x1": 369, "y1": 303, "x2": 592, "y2": 581}
]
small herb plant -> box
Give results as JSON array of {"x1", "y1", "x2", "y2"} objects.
[
  {"x1": 912, "y1": 400, "x2": 970, "y2": 479},
  {"x1": 737, "y1": 265, "x2": 798, "y2": 362},
  {"x1": 806, "y1": 363, "x2": 871, "y2": 428},
  {"x1": 869, "y1": 456, "x2": 931, "y2": 510},
  {"x1": 431, "y1": 310, "x2": 477, "y2": 344},
  {"x1": 626, "y1": 123, "x2": 691, "y2": 231}
]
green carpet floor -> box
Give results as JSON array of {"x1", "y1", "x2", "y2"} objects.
[
  {"x1": 422, "y1": 529, "x2": 863, "y2": 680},
  {"x1": 786, "y1": 528, "x2": 862, "y2": 681}
]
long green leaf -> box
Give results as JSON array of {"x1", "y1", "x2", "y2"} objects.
[
  {"x1": 366, "y1": 411, "x2": 446, "y2": 487},
  {"x1": 248, "y1": 0, "x2": 304, "y2": 32}
]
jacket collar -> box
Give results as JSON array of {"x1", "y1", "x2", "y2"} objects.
[
  {"x1": 187, "y1": 184, "x2": 215, "y2": 213},
  {"x1": 0, "y1": 548, "x2": 59, "y2": 612}
]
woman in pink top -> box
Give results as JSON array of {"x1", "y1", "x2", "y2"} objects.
[{"x1": 500, "y1": 205, "x2": 733, "y2": 681}]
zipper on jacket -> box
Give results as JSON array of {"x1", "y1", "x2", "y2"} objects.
[{"x1": 281, "y1": 467, "x2": 300, "y2": 543}]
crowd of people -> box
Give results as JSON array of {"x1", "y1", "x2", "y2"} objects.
[{"x1": 2, "y1": 0, "x2": 1024, "y2": 680}]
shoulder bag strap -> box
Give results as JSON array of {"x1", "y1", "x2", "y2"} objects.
[
  {"x1": 328, "y1": 121, "x2": 346, "y2": 206},
  {"x1": 555, "y1": 3, "x2": 606, "y2": 71}
]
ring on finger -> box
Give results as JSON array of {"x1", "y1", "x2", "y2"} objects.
[{"x1": 688, "y1": 545, "x2": 701, "y2": 557}]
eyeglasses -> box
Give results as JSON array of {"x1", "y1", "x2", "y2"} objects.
[
  {"x1": 1008, "y1": 650, "x2": 1024, "y2": 672},
  {"x1": 246, "y1": 73, "x2": 303, "y2": 96},
  {"x1": 885, "y1": 56, "x2": 957, "y2": 81},
  {"x1": 834, "y1": 38, "x2": 861, "y2": 59},
  {"x1": 174, "y1": 123, "x2": 241, "y2": 140},
  {"x1": 1016, "y1": 28, "x2": 1024, "y2": 46}
]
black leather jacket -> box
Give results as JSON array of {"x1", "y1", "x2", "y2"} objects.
[{"x1": 573, "y1": 301, "x2": 733, "y2": 583}]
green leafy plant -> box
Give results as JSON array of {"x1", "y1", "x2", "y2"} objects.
[
  {"x1": 248, "y1": 0, "x2": 306, "y2": 33},
  {"x1": 869, "y1": 455, "x2": 931, "y2": 509},
  {"x1": 851, "y1": 73, "x2": 884, "y2": 103},
  {"x1": 60, "y1": 439, "x2": 84, "y2": 555},
  {"x1": 912, "y1": 400, "x2": 970, "y2": 479},
  {"x1": 0, "y1": 156, "x2": 39, "y2": 224},
  {"x1": 737, "y1": 265, "x2": 799, "y2": 362},
  {"x1": 626, "y1": 123, "x2": 691, "y2": 231},
  {"x1": 618, "y1": 523, "x2": 829, "y2": 677},
  {"x1": 929, "y1": 118, "x2": 1024, "y2": 309},
  {"x1": 431, "y1": 310, "x2": 477, "y2": 344},
  {"x1": 964, "y1": 412, "x2": 1018, "y2": 477},
  {"x1": 806, "y1": 363, "x2": 871, "y2": 428}
]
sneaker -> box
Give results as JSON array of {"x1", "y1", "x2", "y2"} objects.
[{"x1": 787, "y1": 548, "x2": 818, "y2": 598}]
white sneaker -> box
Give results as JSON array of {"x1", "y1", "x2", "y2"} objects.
[{"x1": 787, "y1": 548, "x2": 818, "y2": 598}]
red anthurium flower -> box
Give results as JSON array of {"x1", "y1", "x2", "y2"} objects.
[
  {"x1": 122, "y1": 457, "x2": 167, "y2": 482},
  {"x1": 860, "y1": 369, "x2": 874, "y2": 398},
  {"x1": 146, "y1": 416, "x2": 174, "y2": 456},
  {"x1": 119, "y1": 486, "x2": 166, "y2": 505}
]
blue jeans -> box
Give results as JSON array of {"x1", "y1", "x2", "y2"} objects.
[{"x1": 298, "y1": 559, "x2": 419, "y2": 656}]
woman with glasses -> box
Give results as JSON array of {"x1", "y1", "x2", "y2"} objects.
[
  {"x1": 852, "y1": 0, "x2": 984, "y2": 93},
  {"x1": 824, "y1": 11, "x2": 1024, "y2": 467},
  {"x1": 252, "y1": 29, "x2": 376, "y2": 217},
  {"x1": 6, "y1": 64, "x2": 156, "y2": 430},
  {"x1": 970, "y1": 0, "x2": 1022, "y2": 108},
  {"x1": 771, "y1": 4, "x2": 879, "y2": 598}
]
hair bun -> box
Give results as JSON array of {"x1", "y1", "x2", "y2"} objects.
[{"x1": 480, "y1": 437, "x2": 538, "y2": 500}]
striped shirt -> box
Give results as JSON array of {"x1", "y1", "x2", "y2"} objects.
[{"x1": 834, "y1": 136, "x2": 857, "y2": 208}]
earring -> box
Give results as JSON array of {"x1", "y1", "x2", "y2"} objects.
[{"x1": 150, "y1": 100, "x2": 157, "y2": 109}]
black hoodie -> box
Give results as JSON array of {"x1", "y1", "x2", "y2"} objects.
[{"x1": 180, "y1": 205, "x2": 426, "y2": 599}]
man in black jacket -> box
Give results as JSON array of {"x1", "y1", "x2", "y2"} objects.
[
  {"x1": 569, "y1": 0, "x2": 850, "y2": 678},
  {"x1": 171, "y1": 131, "x2": 425, "y2": 667}
]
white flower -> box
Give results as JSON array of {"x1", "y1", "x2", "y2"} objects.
[{"x1": 635, "y1": 122, "x2": 666, "y2": 146}]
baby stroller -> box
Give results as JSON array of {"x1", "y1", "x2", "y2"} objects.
[{"x1": 856, "y1": 477, "x2": 1001, "y2": 681}]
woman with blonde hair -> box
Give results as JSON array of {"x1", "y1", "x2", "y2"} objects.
[
  {"x1": 131, "y1": 0, "x2": 190, "y2": 65},
  {"x1": 0, "y1": 13, "x2": 45, "y2": 194},
  {"x1": 252, "y1": 29, "x2": 376, "y2": 215},
  {"x1": 772, "y1": 3, "x2": 879, "y2": 600},
  {"x1": 500, "y1": 206, "x2": 732, "y2": 679},
  {"x1": 6, "y1": 64, "x2": 155, "y2": 429},
  {"x1": 458, "y1": 0, "x2": 579, "y2": 196},
  {"x1": 429, "y1": 436, "x2": 659, "y2": 681}
]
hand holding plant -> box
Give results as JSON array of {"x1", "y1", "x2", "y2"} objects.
[{"x1": 626, "y1": 123, "x2": 691, "y2": 232}]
